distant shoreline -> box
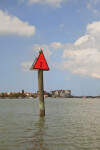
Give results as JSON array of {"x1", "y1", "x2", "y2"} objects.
[{"x1": 0, "y1": 96, "x2": 99, "y2": 99}]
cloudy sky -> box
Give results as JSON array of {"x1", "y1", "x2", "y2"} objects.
[{"x1": 0, "y1": 0, "x2": 100, "y2": 96}]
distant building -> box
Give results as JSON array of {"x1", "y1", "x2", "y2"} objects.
[
  {"x1": 22, "y1": 90, "x2": 24, "y2": 94},
  {"x1": 50, "y1": 89, "x2": 71, "y2": 98},
  {"x1": 50, "y1": 91, "x2": 56, "y2": 96},
  {"x1": 44, "y1": 94, "x2": 48, "y2": 98},
  {"x1": 64, "y1": 90, "x2": 71, "y2": 97},
  {"x1": 55, "y1": 90, "x2": 60, "y2": 97},
  {"x1": 24, "y1": 92, "x2": 34, "y2": 96}
]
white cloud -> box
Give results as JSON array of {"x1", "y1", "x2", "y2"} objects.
[
  {"x1": 21, "y1": 61, "x2": 33, "y2": 72},
  {"x1": 87, "y1": 0, "x2": 99, "y2": 13},
  {"x1": 59, "y1": 24, "x2": 64, "y2": 28},
  {"x1": 0, "y1": 10, "x2": 35, "y2": 36},
  {"x1": 20, "y1": 0, "x2": 66, "y2": 8},
  {"x1": 60, "y1": 20, "x2": 100, "y2": 79},
  {"x1": 74, "y1": 35, "x2": 90, "y2": 46},
  {"x1": 21, "y1": 21, "x2": 100, "y2": 79},
  {"x1": 44, "y1": 0, "x2": 66, "y2": 8},
  {"x1": 29, "y1": 0, "x2": 41, "y2": 4},
  {"x1": 50, "y1": 42, "x2": 63, "y2": 49},
  {"x1": 61, "y1": 48, "x2": 100, "y2": 78},
  {"x1": 87, "y1": 21, "x2": 100, "y2": 35}
]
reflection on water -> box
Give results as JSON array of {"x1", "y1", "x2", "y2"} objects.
[{"x1": 27, "y1": 117, "x2": 49, "y2": 150}]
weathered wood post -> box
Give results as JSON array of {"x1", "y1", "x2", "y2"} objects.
[
  {"x1": 38, "y1": 69, "x2": 45, "y2": 116},
  {"x1": 30, "y1": 49, "x2": 49, "y2": 117}
]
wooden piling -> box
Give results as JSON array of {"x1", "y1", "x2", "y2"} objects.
[{"x1": 38, "y1": 69, "x2": 45, "y2": 116}]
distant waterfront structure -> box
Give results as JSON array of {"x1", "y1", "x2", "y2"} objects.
[
  {"x1": 50, "y1": 89, "x2": 71, "y2": 98},
  {"x1": 0, "y1": 91, "x2": 99, "y2": 99},
  {"x1": 22, "y1": 90, "x2": 24, "y2": 94}
]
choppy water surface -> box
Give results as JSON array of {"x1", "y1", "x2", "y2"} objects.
[{"x1": 0, "y1": 98, "x2": 100, "y2": 150}]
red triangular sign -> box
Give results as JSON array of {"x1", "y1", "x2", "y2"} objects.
[{"x1": 30, "y1": 50, "x2": 49, "y2": 71}]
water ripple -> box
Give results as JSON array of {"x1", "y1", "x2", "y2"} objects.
[{"x1": 0, "y1": 98, "x2": 100, "y2": 150}]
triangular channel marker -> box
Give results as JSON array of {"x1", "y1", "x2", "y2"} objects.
[{"x1": 30, "y1": 50, "x2": 50, "y2": 71}]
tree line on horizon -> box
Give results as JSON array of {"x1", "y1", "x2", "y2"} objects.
[{"x1": 0, "y1": 92, "x2": 37, "y2": 99}]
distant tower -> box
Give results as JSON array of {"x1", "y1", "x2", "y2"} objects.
[{"x1": 22, "y1": 90, "x2": 24, "y2": 94}]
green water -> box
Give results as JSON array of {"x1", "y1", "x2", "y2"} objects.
[{"x1": 0, "y1": 98, "x2": 100, "y2": 150}]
